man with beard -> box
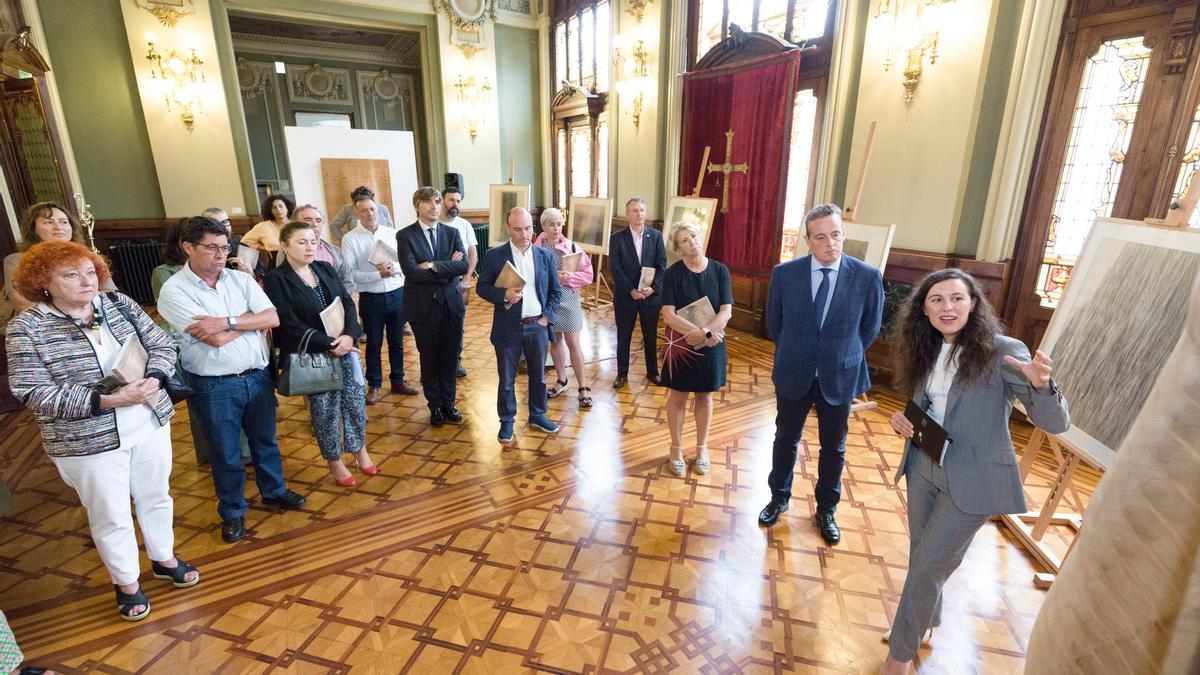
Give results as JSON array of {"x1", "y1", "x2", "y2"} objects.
[{"x1": 439, "y1": 185, "x2": 479, "y2": 377}]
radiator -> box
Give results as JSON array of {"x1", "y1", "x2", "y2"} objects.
[{"x1": 107, "y1": 238, "x2": 162, "y2": 305}]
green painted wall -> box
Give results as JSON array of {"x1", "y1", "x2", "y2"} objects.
[
  {"x1": 494, "y1": 24, "x2": 544, "y2": 200},
  {"x1": 955, "y1": 0, "x2": 1023, "y2": 256},
  {"x1": 37, "y1": 0, "x2": 163, "y2": 218},
  {"x1": 831, "y1": 0, "x2": 870, "y2": 206}
]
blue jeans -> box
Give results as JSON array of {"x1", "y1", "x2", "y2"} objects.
[
  {"x1": 358, "y1": 287, "x2": 406, "y2": 388},
  {"x1": 767, "y1": 379, "x2": 852, "y2": 514},
  {"x1": 495, "y1": 322, "x2": 549, "y2": 423},
  {"x1": 188, "y1": 368, "x2": 288, "y2": 520}
]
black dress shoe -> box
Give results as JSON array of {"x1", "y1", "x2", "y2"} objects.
[
  {"x1": 430, "y1": 408, "x2": 446, "y2": 427},
  {"x1": 757, "y1": 500, "x2": 789, "y2": 526},
  {"x1": 815, "y1": 512, "x2": 841, "y2": 545},
  {"x1": 442, "y1": 405, "x2": 463, "y2": 423},
  {"x1": 262, "y1": 489, "x2": 306, "y2": 510},
  {"x1": 221, "y1": 517, "x2": 244, "y2": 543},
  {"x1": 648, "y1": 374, "x2": 662, "y2": 386},
  {"x1": 613, "y1": 376, "x2": 627, "y2": 389}
]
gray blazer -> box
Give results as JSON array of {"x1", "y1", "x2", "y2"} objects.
[{"x1": 893, "y1": 335, "x2": 1070, "y2": 516}]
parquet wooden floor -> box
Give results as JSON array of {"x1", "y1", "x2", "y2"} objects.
[{"x1": 0, "y1": 302, "x2": 1096, "y2": 673}]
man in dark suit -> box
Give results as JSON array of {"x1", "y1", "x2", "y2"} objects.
[
  {"x1": 758, "y1": 203, "x2": 884, "y2": 545},
  {"x1": 609, "y1": 197, "x2": 667, "y2": 388},
  {"x1": 396, "y1": 187, "x2": 469, "y2": 427},
  {"x1": 476, "y1": 207, "x2": 562, "y2": 443}
]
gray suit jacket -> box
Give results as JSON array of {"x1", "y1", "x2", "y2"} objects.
[{"x1": 893, "y1": 335, "x2": 1071, "y2": 516}]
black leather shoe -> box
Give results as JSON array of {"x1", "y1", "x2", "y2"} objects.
[
  {"x1": 648, "y1": 374, "x2": 662, "y2": 386},
  {"x1": 430, "y1": 408, "x2": 446, "y2": 427},
  {"x1": 815, "y1": 512, "x2": 841, "y2": 545},
  {"x1": 221, "y1": 517, "x2": 244, "y2": 543},
  {"x1": 442, "y1": 405, "x2": 463, "y2": 423},
  {"x1": 262, "y1": 489, "x2": 306, "y2": 510},
  {"x1": 613, "y1": 376, "x2": 627, "y2": 389},
  {"x1": 757, "y1": 501, "x2": 789, "y2": 527}
]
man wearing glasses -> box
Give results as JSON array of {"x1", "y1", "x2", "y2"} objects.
[
  {"x1": 158, "y1": 217, "x2": 306, "y2": 545},
  {"x1": 200, "y1": 207, "x2": 251, "y2": 273}
]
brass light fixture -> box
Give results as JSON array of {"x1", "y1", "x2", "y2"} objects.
[
  {"x1": 613, "y1": 36, "x2": 650, "y2": 131},
  {"x1": 625, "y1": 0, "x2": 653, "y2": 23},
  {"x1": 144, "y1": 32, "x2": 206, "y2": 130},
  {"x1": 874, "y1": 0, "x2": 955, "y2": 103},
  {"x1": 452, "y1": 74, "x2": 493, "y2": 143}
]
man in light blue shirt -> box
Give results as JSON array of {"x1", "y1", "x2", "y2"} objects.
[
  {"x1": 758, "y1": 204, "x2": 884, "y2": 544},
  {"x1": 158, "y1": 217, "x2": 306, "y2": 544}
]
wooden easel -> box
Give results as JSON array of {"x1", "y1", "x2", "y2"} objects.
[
  {"x1": 846, "y1": 122, "x2": 879, "y2": 413},
  {"x1": 999, "y1": 181, "x2": 1199, "y2": 588}
]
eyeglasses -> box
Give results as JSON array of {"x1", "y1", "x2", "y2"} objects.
[
  {"x1": 197, "y1": 243, "x2": 232, "y2": 255},
  {"x1": 219, "y1": 219, "x2": 232, "y2": 226}
]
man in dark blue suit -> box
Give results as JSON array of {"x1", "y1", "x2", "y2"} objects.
[
  {"x1": 609, "y1": 197, "x2": 667, "y2": 388},
  {"x1": 396, "y1": 187, "x2": 469, "y2": 428},
  {"x1": 476, "y1": 207, "x2": 562, "y2": 443},
  {"x1": 758, "y1": 204, "x2": 884, "y2": 545}
]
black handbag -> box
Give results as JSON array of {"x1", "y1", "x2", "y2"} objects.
[
  {"x1": 105, "y1": 293, "x2": 194, "y2": 403},
  {"x1": 277, "y1": 329, "x2": 343, "y2": 396}
]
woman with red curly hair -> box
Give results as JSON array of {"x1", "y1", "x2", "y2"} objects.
[{"x1": 5, "y1": 241, "x2": 200, "y2": 622}]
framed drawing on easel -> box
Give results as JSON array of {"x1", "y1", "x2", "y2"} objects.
[
  {"x1": 566, "y1": 196, "x2": 613, "y2": 255},
  {"x1": 488, "y1": 183, "x2": 530, "y2": 246}
]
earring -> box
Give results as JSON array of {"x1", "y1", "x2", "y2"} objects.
[{"x1": 42, "y1": 289, "x2": 49, "y2": 299}]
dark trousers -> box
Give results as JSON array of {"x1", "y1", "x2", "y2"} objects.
[
  {"x1": 188, "y1": 369, "x2": 288, "y2": 520},
  {"x1": 411, "y1": 308, "x2": 464, "y2": 410},
  {"x1": 495, "y1": 322, "x2": 549, "y2": 422},
  {"x1": 615, "y1": 301, "x2": 660, "y2": 378},
  {"x1": 767, "y1": 379, "x2": 852, "y2": 514},
  {"x1": 359, "y1": 288, "x2": 406, "y2": 388}
]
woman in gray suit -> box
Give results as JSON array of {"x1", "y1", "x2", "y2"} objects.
[{"x1": 881, "y1": 269, "x2": 1069, "y2": 673}]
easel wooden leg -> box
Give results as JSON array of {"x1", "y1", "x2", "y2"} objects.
[
  {"x1": 587, "y1": 253, "x2": 612, "y2": 310},
  {"x1": 999, "y1": 437, "x2": 1085, "y2": 587}
]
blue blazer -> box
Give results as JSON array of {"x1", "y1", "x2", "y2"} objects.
[
  {"x1": 476, "y1": 243, "x2": 561, "y2": 348},
  {"x1": 609, "y1": 226, "x2": 666, "y2": 308},
  {"x1": 766, "y1": 254, "x2": 884, "y2": 405}
]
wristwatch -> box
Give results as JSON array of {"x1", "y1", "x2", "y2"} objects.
[
  {"x1": 227, "y1": 316, "x2": 238, "y2": 331},
  {"x1": 704, "y1": 329, "x2": 713, "y2": 340}
]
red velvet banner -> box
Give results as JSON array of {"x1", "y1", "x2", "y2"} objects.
[{"x1": 677, "y1": 50, "x2": 801, "y2": 279}]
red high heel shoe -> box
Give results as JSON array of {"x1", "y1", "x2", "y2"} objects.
[
  {"x1": 335, "y1": 475, "x2": 357, "y2": 487},
  {"x1": 357, "y1": 462, "x2": 379, "y2": 476}
]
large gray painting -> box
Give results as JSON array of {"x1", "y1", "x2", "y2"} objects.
[{"x1": 1051, "y1": 242, "x2": 1200, "y2": 451}]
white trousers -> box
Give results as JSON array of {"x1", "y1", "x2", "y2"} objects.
[{"x1": 51, "y1": 423, "x2": 175, "y2": 586}]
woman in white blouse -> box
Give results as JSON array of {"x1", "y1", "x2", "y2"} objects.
[{"x1": 882, "y1": 269, "x2": 1070, "y2": 673}]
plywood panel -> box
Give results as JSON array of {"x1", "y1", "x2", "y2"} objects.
[{"x1": 320, "y1": 158, "x2": 393, "y2": 223}]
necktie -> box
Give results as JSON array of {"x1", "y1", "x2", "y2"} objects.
[
  {"x1": 814, "y1": 268, "x2": 832, "y2": 329},
  {"x1": 426, "y1": 228, "x2": 437, "y2": 256}
]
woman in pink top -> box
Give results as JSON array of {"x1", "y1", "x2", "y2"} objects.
[{"x1": 536, "y1": 208, "x2": 595, "y2": 407}]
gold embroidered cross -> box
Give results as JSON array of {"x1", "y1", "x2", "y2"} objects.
[{"x1": 706, "y1": 129, "x2": 750, "y2": 213}]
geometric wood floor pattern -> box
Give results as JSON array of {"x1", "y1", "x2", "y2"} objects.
[{"x1": 0, "y1": 303, "x2": 1097, "y2": 673}]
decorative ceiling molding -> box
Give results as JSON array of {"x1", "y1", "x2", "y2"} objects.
[
  {"x1": 135, "y1": 0, "x2": 195, "y2": 27},
  {"x1": 236, "y1": 57, "x2": 273, "y2": 99},
  {"x1": 232, "y1": 33, "x2": 421, "y2": 68}
]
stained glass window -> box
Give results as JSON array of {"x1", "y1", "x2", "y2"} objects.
[
  {"x1": 555, "y1": 24, "x2": 567, "y2": 87},
  {"x1": 570, "y1": 124, "x2": 593, "y2": 197},
  {"x1": 595, "y1": 2, "x2": 611, "y2": 93},
  {"x1": 780, "y1": 89, "x2": 818, "y2": 262},
  {"x1": 553, "y1": 2, "x2": 610, "y2": 93},
  {"x1": 694, "y1": 0, "x2": 833, "y2": 63},
  {"x1": 1037, "y1": 37, "x2": 1153, "y2": 308},
  {"x1": 1169, "y1": 101, "x2": 1200, "y2": 228}
]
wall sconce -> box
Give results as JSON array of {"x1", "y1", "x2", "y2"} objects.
[
  {"x1": 144, "y1": 32, "x2": 205, "y2": 130},
  {"x1": 613, "y1": 35, "x2": 650, "y2": 131},
  {"x1": 625, "y1": 0, "x2": 653, "y2": 23},
  {"x1": 452, "y1": 74, "x2": 492, "y2": 143},
  {"x1": 874, "y1": 0, "x2": 954, "y2": 103}
]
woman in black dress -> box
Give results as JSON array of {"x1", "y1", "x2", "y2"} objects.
[{"x1": 660, "y1": 222, "x2": 733, "y2": 477}]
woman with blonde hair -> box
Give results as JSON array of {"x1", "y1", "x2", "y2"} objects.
[
  {"x1": 536, "y1": 208, "x2": 596, "y2": 407},
  {"x1": 659, "y1": 222, "x2": 733, "y2": 476}
]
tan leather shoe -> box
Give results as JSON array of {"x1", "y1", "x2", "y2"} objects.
[
  {"x1": 366, "y1": 387, "x2": 381, "y2": 405},
  {"x1": 391, "y1": 380, "x2": 419, "y2": 396}
]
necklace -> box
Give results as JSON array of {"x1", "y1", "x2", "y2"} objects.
[{"x1": 54, "y1": 301, "x2": 103, "y2": 334}]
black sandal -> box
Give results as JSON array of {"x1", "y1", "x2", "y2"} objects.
[
  {"x1": 547, "y1": 378, "x2": 569, "y2": 399},
  {"x1": 152, "y1": 558, "x2": 201, "y2": 588},
  {"x1": 579, "y1": 386, "x2": 592, "y2": 408},
  {"x1": 114, "y1": 584, "x2": 151, "y2": 622}
]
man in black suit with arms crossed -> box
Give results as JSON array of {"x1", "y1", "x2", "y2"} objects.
[{"x1": 396, "y1": 187, "x2": 469, "y2": 427}]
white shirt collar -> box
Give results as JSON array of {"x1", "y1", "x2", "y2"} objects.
[
  {"x1": 420, "y1": 220, "x2": 438, "y2": 232},
  {"x1": 183, "y1": 260, "x2": 228, "y2": 287},
  {"x1": 510, "y1": 241, "x2": 534, "y2": 258}
]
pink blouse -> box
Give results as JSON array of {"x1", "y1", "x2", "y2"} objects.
[{"x1": 535, "y1": 233, "x2": 594, "y2": 290}]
